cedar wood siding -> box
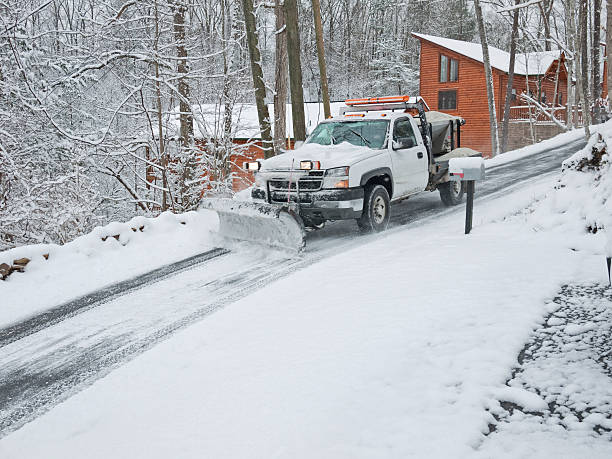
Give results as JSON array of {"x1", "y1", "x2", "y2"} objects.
[
  {"x1": 499, "y1": 58, "x2": 569, "y2": 107},
  {"x1": 418, "y1": 38, "x2": 500, "y2": 156},
  {"x1": 417, "y1": 38, "x2": 573, "y2": 156}
]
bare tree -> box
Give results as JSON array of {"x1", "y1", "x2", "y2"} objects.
[
  {"x1": 592, "y1": 0, "x2": 602, "y2": 124},
  {"x1": 578, "y1": 0, "x2": 591, "y2": 137},
  {"x1": 170, "y1": 0, "x2": 196, "y2": 208},
  {"x1": 501, "y1": 0, "x2": 520, "y2": 153},
  {"x1": 474, "y1": 0, "x2": 500, "y2": 156},
  {"x1": 242, "y1": 0, "x2": 274, "y2": 157},
  {"x1": 608, "y1": 0, "x2": 612, "y2": 113},
  {"x1": 312, "y1": 0, "x2": 331, "y2": 119},
  {"x1": 566, "y1": 0, "x2": 577, "y2": 128},
  {"x1": 538, "y1": 0, "x2": 554, "y2": 51},
  {"x1": 273, "y1": 0, "x2": 288, "y2": 153},
  {"x1": 285, "y1": 0, "x2": 306, "y2": 142}
]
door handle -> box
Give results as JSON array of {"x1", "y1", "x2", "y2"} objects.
[{"x1": 417, "y1": 152, "x2": 423, "y2": 159}]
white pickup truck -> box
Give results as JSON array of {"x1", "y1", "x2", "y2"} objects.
[{"x1": 248, "y1": 96, "x2": 481, "y2": 232}]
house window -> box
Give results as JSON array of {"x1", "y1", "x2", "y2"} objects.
[
  {"x1": 440, "y1": 55, "x2": 459, "y2": 83},
  {"x1": 450, "y1": 58, "x2": 459, "y2": 82},
  {"x1": 438, "y1": 90, "x2": 457, "y2": 110},
  {"x1": 511, "y1": 88, "x2": 517, "y2": 100},
  {"x1": 558, "y1": 92, "x2": 563, "y2": 105},
  {"x1": 440, "y1": 55, "x2": 448, "y2": 82}
]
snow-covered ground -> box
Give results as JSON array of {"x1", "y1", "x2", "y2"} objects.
[
  {"x1": 475, "y1": 284, "x2": 612, "y2": 458},
  {"x1": 1, "y1": 129, "x2": 611, "y2": 457},
  {"x1": 0, "y1": 211, "x2": 219, "y2": 328}
]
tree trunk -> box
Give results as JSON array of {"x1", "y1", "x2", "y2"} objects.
[
  {"x1": 312, "y1": 0, "x2": 331, "y2": 119},
  {"x1": 566, "y1": 0, "x2": 577, "y2": 128},
  {"x1": 552, "y1": 54, "x2": 561, "y2": 110},
  {"x1": 501, "y1": 0, "x2": 520, "y2": 153},
  {"x1": 538, "y1": 0, "x2": 553, "y2": 51},
  {"x1": 154, "y1": 0, "x2": 169, "y2": 212},
  {"x1": 170, "y1": 0, "x2": 195, "y2": 208},
  {"x1": 592, "y1": 0, "x2": 601, "y2": 124},
  {"x1": 221, "y1": 0, "x2": 242, "y2": 181},
  {"x1": 284, "y1": 0, "x2": 307, "y2": 142},
  {"x1": 474, "y1": 0, "x2": 499, "y2": 156},
  {"x1": 608, "y1": 0, "x2": 612, "y2": 115},
  {"x1": 526, "y1": 74, "x2": 536, "y2": 143},
  {"x1": 242, "y1": 0, "x2": 274, "y2": 157},
  {"x1": 273, "y1": 0, "x2": 288, "y2": 153},
  {"x1": 171, "y1": 1, "x2": 192, "y2": 147},
  {"x1": 222, "y1": 0, "x2": 240, "y2": 138},
  {"x1": 579, "y1": 0, "x2": 592, "y2": 137}
]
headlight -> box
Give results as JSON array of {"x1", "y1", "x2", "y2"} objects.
[
  {"x1": 325, "y1": 166, "x2": 350, "y2": 177},
  {"x1": 322, "y1": 166, "x2": 350, "y2": 188}
]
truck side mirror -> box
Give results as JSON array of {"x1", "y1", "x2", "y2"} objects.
[{"x1": 392, "y1": 137, "x2": 416, "y2": 150}]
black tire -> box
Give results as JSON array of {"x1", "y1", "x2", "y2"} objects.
[
  {"x1": 438, "y1": 180, "x2": 465, "y2": 206},
  {"x1": 357, "y1": 184, "x2": 391, "y2": 232}
]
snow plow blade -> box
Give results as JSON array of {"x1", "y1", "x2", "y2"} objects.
[{"x1": 200, "y1": 198, "x2": 306, "y2": 252}]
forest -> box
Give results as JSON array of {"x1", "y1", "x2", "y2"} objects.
[{"x1": 0, "y1": 0, "x2": 606, "y2": 249}]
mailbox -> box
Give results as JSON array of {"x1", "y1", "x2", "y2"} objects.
[
  {"x1": 449, "y1": 157, "x2": 485, "y2": 181},
  {"x1": 447, "y1": 156, "x2": 485, "y2": 235}
]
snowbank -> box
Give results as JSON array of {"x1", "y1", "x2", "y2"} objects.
[
  {"x1": 508, "y1": 131, "x2": 611, "y2": 249},
  {"x1": 0, "y1": 210, "x2": 219, "y2": 328}
]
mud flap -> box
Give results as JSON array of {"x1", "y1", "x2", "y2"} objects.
[{"x1": 200, "y1": 198, "x2": 306, "y2": 252}]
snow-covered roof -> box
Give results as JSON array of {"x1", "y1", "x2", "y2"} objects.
[
  {"x1": 190, "y1": 102, "x2": 347, "y2": 139},
  {"x1": 412, "y1": 33, "x2": 561, "y2": 76}
]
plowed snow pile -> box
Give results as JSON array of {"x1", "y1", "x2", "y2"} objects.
[{"x1": 0, "y1": 211, "x2": 219, "y2": 328}]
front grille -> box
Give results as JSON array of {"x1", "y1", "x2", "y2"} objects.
[
  {"x1": 268, "y1": 170, "x2": 324, "y2": 192},
  {"x1": 270, "y1": 192, "x2": 313, "y2": 204}
]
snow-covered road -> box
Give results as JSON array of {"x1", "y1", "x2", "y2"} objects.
[{"x1": 0, "y1": 137, "x2": 587, "y2": 438}]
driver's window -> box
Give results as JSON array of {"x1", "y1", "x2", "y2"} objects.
[{"x1": 393, "y1": 118, "x2": 417, "y2": 144}]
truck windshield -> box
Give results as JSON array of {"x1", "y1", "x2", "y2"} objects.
[{"x1": 306, "y1": 120, "x2": 389, "y2": 149}]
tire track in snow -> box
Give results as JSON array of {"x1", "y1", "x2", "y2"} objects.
[
  {"x1": 0, "y1": 251, "x2": 312, "y2": 437},
  {"x1": 0, "y1": 248, "x2": 230, "y2": 348}
]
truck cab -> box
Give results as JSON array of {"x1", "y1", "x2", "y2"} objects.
[{"x1": 248, "y1": 96, "x2": 480, "y2": 232}]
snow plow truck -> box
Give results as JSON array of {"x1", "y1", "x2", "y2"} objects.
[{"x1": 201, "y1": 95, "x2": 482, "y2": 252}]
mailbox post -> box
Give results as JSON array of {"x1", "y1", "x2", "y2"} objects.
[{"x1": 448, "y1": 157, "x2": 485, "y2": 235}]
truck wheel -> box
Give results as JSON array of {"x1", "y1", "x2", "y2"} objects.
[
  {"x1": 357, "y1": 185, "x2": 390, "y2": 232},
  {"x1": 438, "y1": 180, "x2": 465, "y2": 206}
]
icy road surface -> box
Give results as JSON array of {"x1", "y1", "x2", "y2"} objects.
[{"x1": 0, "y1": 137, "x2": 586, "y2": 437}]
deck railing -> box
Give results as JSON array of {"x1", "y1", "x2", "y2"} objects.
[{"x1": 508, "y1": 105, "x2": 585, "y2": 125}]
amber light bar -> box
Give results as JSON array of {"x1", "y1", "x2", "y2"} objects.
[{"x1": 345, "y1": 95, "x2": 414, "y2": 106}]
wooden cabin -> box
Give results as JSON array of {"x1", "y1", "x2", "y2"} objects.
[{"x1": 412, "y1": 33, "x2": 608, "y2": 155}]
